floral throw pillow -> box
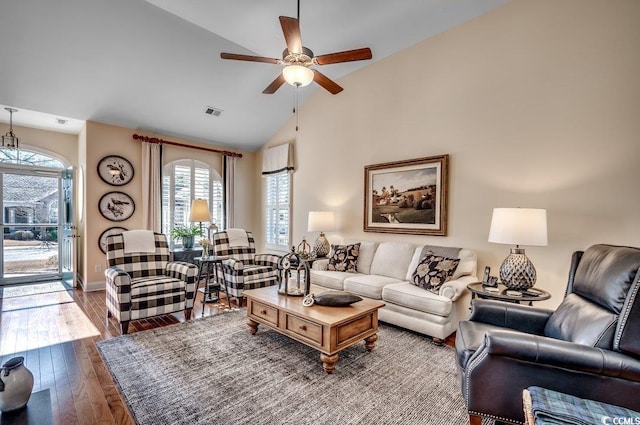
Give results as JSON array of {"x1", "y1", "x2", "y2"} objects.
[
  {"x1": 327, "y1": 243, "x2": 361, "y2": 273},
  {"x1": 411, "y1": 253, "x2": 460, "y2": 293}
]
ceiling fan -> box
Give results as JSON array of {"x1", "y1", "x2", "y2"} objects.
[{"x1": 220, "y1": 4, "x2": 372, "y2": 95}]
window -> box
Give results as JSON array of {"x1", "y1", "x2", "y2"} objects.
[
  {"x1": 0, "y1": 148, "x2": 65, "y2": 168},
  {"x1": 265, "y1": 171, "x2": 290, "y2": 251},
  {"x1": 162, "y1": 159, "x2": 223, "y2": 246}
]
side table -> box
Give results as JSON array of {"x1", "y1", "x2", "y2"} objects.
[
  {"x1": 194, "y1": 256, "x2": 230, "y2": 314},
  {"x1": 172, "y1": 248, "x2": 204, "y2": 263},
  {"x1": 467, "y1": 282, "x2": 551, "y2": 306}
]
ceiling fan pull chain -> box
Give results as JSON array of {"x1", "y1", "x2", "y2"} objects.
[{"x1": 295, "y1": 85, "x2": 299, "y2": 131}]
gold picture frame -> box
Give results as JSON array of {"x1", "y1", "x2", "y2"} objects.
[{"x1": 364, "y1": 154, "x2": 448, "y2": 236}]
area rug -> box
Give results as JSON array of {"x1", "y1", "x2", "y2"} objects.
[{"x1": 98, "y1": 311, "x2": 473, "y2": 425}]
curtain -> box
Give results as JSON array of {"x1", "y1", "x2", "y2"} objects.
[
  {"x1": 141, "y1": 142, "x2": 163, "y2": 232},
  {"x1": 224, "y1": 155, "x2": 235, "y2": 229},
  {"x1": 261, "y1": 142, "x2": 294, "y2": 176}
]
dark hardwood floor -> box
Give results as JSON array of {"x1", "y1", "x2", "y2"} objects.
[{"x1": 0, "y1": 284, "x2": 238, "y2": 424}]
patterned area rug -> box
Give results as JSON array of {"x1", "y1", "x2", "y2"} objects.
[{"x1": 98, "y1": 311, "x2": 473, "y2": 425}]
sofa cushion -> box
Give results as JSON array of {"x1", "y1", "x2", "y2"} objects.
[
  {"x1": 382, "y1": 282, "x2": 453, "y2": 317},
  {"x1": 369, "y1": 242, "x2": 417, "y2": 280},
  {"x1": 327, "y1": 243, "x2": 360, "y2": 273},
  {"x1": 343, "y1": 239, "x2": 378, "y2": 275},
  {"x1": 310, "y1": 270, "x2": 360, "y2": 290},
  {"x1": 453, "y1": 249, "x2": 477, "y2": 280},
  {"x1": 406, "y1": 246, "x2": 474, "y2": 281},
  {"x1": 344, "y1": 274, "x2": 405, "y2": 300},
  {"x1": 411, "y1": 254, "x2": 460, "y2": 293}
]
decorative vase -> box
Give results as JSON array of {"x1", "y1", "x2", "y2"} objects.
[
  {"x1": 182, "y1": 236, "x2": 194, "y2": 249},
  {"x1": 499, "y1": 248, "x2": 537, "y2": 290},
  {"x1": 0, "y1": 356, "x2": 34, "y2": 412}
]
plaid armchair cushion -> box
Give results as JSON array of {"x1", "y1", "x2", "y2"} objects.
[{"x1": 106, "y1": 232, "x2": 170, "y2": 277}]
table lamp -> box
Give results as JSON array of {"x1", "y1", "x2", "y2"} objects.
[
  {"x1": 189, "y1": 198, "x2": 211, "y2": 239},
  {"x1": 488, "y1": 208, "x2": 548, "y2": 290},
  {"x1": 307, "y1": 211, "x2": 335, "y2": 258}
]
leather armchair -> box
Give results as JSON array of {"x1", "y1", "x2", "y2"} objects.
[{"x1": 455, "y1": 244, "x2": 640, "y2": 424}]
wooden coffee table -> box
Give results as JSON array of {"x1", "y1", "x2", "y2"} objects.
[{"x1": 244, "y1": 285, "x2": 385, "y2": 374}]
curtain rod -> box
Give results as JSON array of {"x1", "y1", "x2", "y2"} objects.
[{"x1": 132, "y1": 134, "x2": 243, "y2": 158}]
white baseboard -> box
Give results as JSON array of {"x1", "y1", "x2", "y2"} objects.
[{"x1": 81, "y1": 280, "x2": 106, "y2": 292}]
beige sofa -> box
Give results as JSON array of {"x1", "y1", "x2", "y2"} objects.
[{"x1": 310, "y1": 240, "x2": 477, "y2": 342}]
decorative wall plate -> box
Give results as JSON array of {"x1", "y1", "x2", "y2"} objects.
[
  {"x1": 99, "y1": 191, "x2": 135, "y2": 222},
  {"x1": 99, "y1": 226, "x2": 128, "y2": 254},
  {"x1": 97, "y1": 155, "x2": 134, "y2": 186}
]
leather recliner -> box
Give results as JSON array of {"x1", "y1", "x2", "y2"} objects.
[{"x1": 455, "y1": 244, "x2": 640, "y2": 424}]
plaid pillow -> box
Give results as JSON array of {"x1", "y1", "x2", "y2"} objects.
[
  {"x1": 411, "y1": 253, "x2": 460, "y2": 293},
  {"x1": 327, "y1": 243, "x2": 361, "y2": 273}
]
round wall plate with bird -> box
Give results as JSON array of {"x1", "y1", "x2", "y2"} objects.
[
  {"x1": 97, "y1": 155, "x2": 134, "y2": 186},
  {"x1": 99, "y1": 191, "x2": 135, "y2": 222},
  {"x1": 98, "y1": 226, "x2": 128, "y2": 253}
]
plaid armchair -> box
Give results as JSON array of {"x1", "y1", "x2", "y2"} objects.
[
  {"x1": 104, "y1": 232, "x2": 198, "y2": 334},
  {"x1": 212, "y1": 230, "x2": 280, "y2": 307}
]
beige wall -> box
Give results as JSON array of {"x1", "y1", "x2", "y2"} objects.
[
  {"x1": 260, "y1": 0, "x2": 640, "y2": 308},
  {"x1": 83, "y1": 122, "x2": 142, "y2": 288},
  {"x1": 0, "y1": 123, "x2": 78, "y2": 166},
  {"x1": 0, "y1": 118, "x2": 253, "y2": 290},
  {"x1": 77, "y1": 124, "x2": 87, "y2": 284},
  {"x1": 82, "y1": 121, "x2": 252, "y2": 289}
]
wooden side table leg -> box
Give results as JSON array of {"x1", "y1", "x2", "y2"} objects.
[
  {"x1": 364, "y1": 334, "x2": 378, "y2": 351},
  {"x1": 320, "y1": 353, "x2": 339, "y2": 374},
  {"x1": 247, "y1": 318, "x2": 259, "y2": 335}
]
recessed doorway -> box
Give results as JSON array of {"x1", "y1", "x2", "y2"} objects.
[{"x1": 0, "y1": 148, "x2": 75, "y2": 286}]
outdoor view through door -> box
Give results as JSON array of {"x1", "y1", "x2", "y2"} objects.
[{"x1": 0, "y1": 148, "x2": 72, "y2": 284}]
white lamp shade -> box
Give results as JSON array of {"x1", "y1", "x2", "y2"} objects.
[
  {"x1": 488, "y1": 208, "x2": 548, "y2": 246},
  {"x1": 282, "y1": 65, "x2": 314, "y2": 87},
  {"x1": 189, "y1": 198, "x2": 211, "y2": 222},
  {"x1": 307, "y1": 211, "x2": 335, "y2": 232}
]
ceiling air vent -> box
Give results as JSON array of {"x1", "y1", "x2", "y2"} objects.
[{"x1": 204, "y1": 106, "x2": 223, "y2": 117}]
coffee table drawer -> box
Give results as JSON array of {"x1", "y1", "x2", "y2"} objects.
[
  {"x1": 250, "y1": 301, "x2": 278, "y2": 326},
  {"x1": 286, "y1": 314, "x2": 323, "y2": 345}
]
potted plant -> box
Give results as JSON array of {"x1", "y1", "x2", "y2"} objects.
[{"x1": 170, "y1": 225, "x2": 202, "y2": 249}]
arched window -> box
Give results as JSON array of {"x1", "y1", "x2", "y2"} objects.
[
  {"x1": 0, "y1": 147, "x2": 66, "y2": 168},
  {"x1": 162, "y1": 159, "x2": 223, "y2": 246}
]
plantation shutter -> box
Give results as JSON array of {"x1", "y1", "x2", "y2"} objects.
[
  {"x1": 174, "y1": 165, "x2": 191, "y2": 228},
  {"x1": 262, "y1": 143, "x2": 293, "y2": 251}
]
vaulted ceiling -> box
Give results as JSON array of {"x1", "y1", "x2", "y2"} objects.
[{"x1": 0, "y1": 0, "x2": 509, "y2": 151}]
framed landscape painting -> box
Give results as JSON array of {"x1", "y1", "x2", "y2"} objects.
[{"x1": 364, "y1": 155, "x2": 448, "y2": 236}]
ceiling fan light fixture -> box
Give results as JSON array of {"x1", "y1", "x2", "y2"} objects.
[{"x1": 282, "y1": 64, "x2": 313, "y2": 87}]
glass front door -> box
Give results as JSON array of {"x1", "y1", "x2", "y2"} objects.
[{"x1": 1, "y1": 170, "x2": 63, "y2": 284}]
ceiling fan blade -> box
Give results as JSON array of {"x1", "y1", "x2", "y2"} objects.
[
  {"x1": 313, "y1": 70, "x2": 343, "y2": 95},
  {"x1": 279, "y1": 16, "x2": 303, "y2": 54},
  {"x1": 220, "y1": 52, "x2": 280, "y2": 64},
  {"x1": 315, "y1": 48, "x2": 373, "y2": 65},
  {"x1": 263, "y1": 74, "x2": 286, "y2": 94}
]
